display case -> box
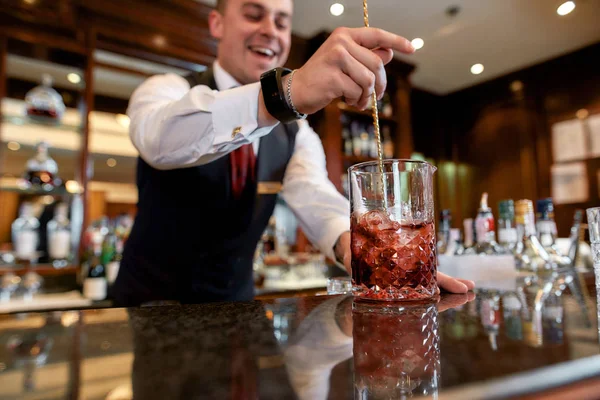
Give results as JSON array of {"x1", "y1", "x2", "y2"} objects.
[
  {"x1": 0, "y1": 0, "x2": 218, "y2": 278},
  {"x1": 0, "y1": 38, "x2": 87, "y2": 276}
]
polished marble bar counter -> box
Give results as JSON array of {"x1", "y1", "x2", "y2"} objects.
[{"x1": 0, "y1": 290, "x2": 598, "y2": 399}]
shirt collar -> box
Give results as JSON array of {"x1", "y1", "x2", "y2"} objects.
[{"x1": 212, "y1": 60, "x2": 241, "y2": 91}]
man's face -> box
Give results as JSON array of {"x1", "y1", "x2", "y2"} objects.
[{"x1": 209, "y1": 0, "x2": 293, "y2": 85}]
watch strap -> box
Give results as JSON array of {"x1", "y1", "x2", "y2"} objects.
[{"x1": 260, "y1": 68, "x2": 301, "y2": 124}]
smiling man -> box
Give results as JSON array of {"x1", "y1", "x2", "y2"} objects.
[{"x1": 113, "y1": 0, "x2": 474, "y2": 305}]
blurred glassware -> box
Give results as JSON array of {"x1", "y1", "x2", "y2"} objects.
[
  {"x1": 22, "y1": 141, "x2": 61, "y2": 191},
  {"x1": 12, "y1": 202, "x2": 40, "y2": 264},
  {"x1": 353, "y1": 301, "x2": 440, "y2": 398},
  {"x1": 0, "y1": 273, "x2": 22, "y2": 302},
  {"x1": 21, "y1": 271, "x2": 43, "y2": 301},
  {"x1": 585, "y1": 207, "x2": 600, "y2": 339},
  {"x1": 47, "y1": 202, "x2": 71, "y2": 268},
  {"x1": 25, "y1": 73, "x2": 65, "y2": 123},
  {"x1": 327, "y1": 276, "x2": 352, "y2": 295}
]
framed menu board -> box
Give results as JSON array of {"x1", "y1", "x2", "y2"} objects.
[
  {"x1": 551, "y1": 119, "x2": 587, "y2": 162},
  {"x1": 551, "y1": 162, "x2": 589, "y2": 205}
]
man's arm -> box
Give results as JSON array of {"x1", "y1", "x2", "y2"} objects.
[
  {"x1": 128, "y1": 28, "x2": 417, "y2": 170},
  {"x1": 127, "y1": 73, "x2": 278, "y2": 170},
  {"x1": 279, "y1": 121, "x2": 350, "y2": 262}
]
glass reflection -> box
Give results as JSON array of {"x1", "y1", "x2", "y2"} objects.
[
  {"x1": 6, "y1": 331, "x2": 53, "y2": 392},
  {"x1": 283, "y1": 294, "x2": 474, "y2": 400},
  {"x1": 353, "y1": 301, "x2": 440, "y2": 399},
  {"x1": 515, "y1": 271, "x2": 573, "y2": 348}
]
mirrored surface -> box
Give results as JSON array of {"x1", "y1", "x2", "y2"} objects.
[{"x1": 0, "y1": 282, "x2": 598, "y2": 399}]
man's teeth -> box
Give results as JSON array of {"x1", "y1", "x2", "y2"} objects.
[{"x1": 250, "y1": 47, "x2": 275, "y2": 57}]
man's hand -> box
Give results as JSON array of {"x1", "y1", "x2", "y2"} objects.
[
  {"x1": 258, "y1": 27, "x2": 413, "y2": 126},
  {"x1": 334, "y1": 231, "x2": 475, "y2": 294},
  {"x1": 292, "y1": 27, "x2": 414, "y2": 114}
]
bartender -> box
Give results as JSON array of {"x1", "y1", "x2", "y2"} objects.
[{"x1": 113, "y1": 0, "x2": 474, "y2": 305}]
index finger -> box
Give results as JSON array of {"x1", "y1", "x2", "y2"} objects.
[{"x1": 348, "y1": 27, "x2": 415, "y2": 54}]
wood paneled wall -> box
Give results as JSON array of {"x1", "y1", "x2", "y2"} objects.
[
  {"x1": 0, "y1": 191, "x2": 18, "y2": 244},
  {"x1": 412, "y1": 42, "x2": 600, "y2": 236}
]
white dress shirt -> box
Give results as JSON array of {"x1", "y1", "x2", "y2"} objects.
[
  {"x1": 284, "y1": 296, "x2": 353, "y2": 400},
  {"x1": 127, "y1": 61, "x2": 350, "y2": 260}
]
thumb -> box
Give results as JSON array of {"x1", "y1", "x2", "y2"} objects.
[
  {"x1": 372, "y1": 47, "x2": 394, "y2": 65},
  {"x1": 344, "y1": 252, "x2": 351, "y2": 275}
]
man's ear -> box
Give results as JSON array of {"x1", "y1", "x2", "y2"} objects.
[{"x1": 208, "y1": 9, "x2": 224, "y2": 40}]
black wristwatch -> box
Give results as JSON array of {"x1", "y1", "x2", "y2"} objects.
[{"x1": 260, "y1": 67, "x2": 306, "y2": 124}]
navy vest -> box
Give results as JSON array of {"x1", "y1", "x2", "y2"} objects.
[{"x1": 113, "y1": 69, "x2": 298, "y2": 306}]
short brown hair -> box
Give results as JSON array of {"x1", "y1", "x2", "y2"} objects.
[{"x1": 216, "y1": 0, "x2": 226, "y2": 12}]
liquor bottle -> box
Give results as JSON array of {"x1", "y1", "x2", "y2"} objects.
[
  {"x1": 536, "y1": 198, "x2": 571, "y2": 267},
  {"x1": 341, "y1": 173, "x2": 349, "y2": 198},
  {"x1": 514, "y1": 200, "x2": 554, "y2": 272},
  {"x1": 542, "y1": 292, "x2": 564, "y2": 345},
  {"x1": 523, "y1": 308, "x2": 544, "y2": 348},
  {"x1": 368, "y1": 126, "x2": 377, "y2": 158},
  {"x1": 360, "y1": 128, "x2": 370, "y2": 157},
  {"x1": 450, "y1": 229, "x2": 465, "y2": 256},
  {"x1": 437, "y1": 209, "x2": 451, "y2": 254},
  {"x1": 47, "y1": 202, "x2": 71, "y2": 268},
  {"x1": 12, "y1": 202, "x2": 40, "y2": 263},
  {"x1": 102, "y1": 222, "x2": 120, "y2": 285},
  {"x1": 462, "y1": 218, "x2": 475, "y2": 254},
  {"x1": 83, "y1": 240, "x2": 107, "y2": 301},
  {"x1": 480, "y1": 291, "x2": 501, "y2": 351},
  {"x1": 25, "y1": 73, "x2": 65, "y2": 122},
  {"x1": 382, "y1": 126, "x2": 394, "y2": 158},
  {"x1": 474, "y1": 193, "x2": 506, "y2": 254},
  {"x1": 261, "y1": 216, "x2": 277, "y2": 255},
  {"x1": 536, "y1": 198, "x2": 557, "y2": 248},
  {"x1": 342, "y1": 125, "x2": 353, "y2": 156},
  {"x1": 274, "y1": 220, "x2": 289, "y2": 259},
  {"x1": 351, "y1": 122, "x2": 362, "y2": 157},
  {"x1": 23, "y1": 141, "x2": 60, "y2": 191},
  {"x1": 502, "y1": 293, "x2": 523, "y2": 341},
  {"x1": 381, "y1": 92, "x2": 393, "y2": 117},
  {"x1": 567, "y1": 209, "x2": 584, "y2": 267},
  {"x1": 497, "y1": 200, "x2": 518, "y2": 252},
  {"x1": 519, "y1": 274, "x2": 554, "y2": 348}
]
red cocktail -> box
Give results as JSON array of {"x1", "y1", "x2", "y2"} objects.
[{"x1": 349, "y1": 160, "x2": 439, "y2": 301}]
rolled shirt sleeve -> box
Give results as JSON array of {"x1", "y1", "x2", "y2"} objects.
[
  {"x1": 127, "y1": 73, "x2": 277, "y2": 170},
  {"x1": 281, "y1": 120, "x2": 350, "y2": 261}
]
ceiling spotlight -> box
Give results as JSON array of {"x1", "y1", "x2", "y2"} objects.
[
  {"x1": 557, "y1": 1, "x2": 575, "y2": 16},
  {"x1": 7, "y1": 141, "x2": 20, "y2": 151},
  {"x1": 152, "y1": 35, "x2": 167, "y2": 48},
  {"x1": 510, "y1": 80, "x2": 524, "y2": 92},
  {"x1": 330, "y1": 3, "x2": 344, "y2": 16},
  {"x1": 411, "y1": 38, "x2": 424, "y2": 50},
  {"x1": 106, "y1": 158, "x2": 117, "y2": 168},
  {"x1": 470, "y1": 63, "x2": 484, "y2": 75},
  {"x1": 115, "y1": 113, "x2": 130, "y2": 128},
  {"x1": 67, "y1": 73, "x2": 81, "y2": 84},
  {"x1": 446, "y1": 5, "x2": 461, "y2": 18}
]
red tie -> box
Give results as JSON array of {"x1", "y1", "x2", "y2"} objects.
[{"x1": 230, "y1": 143, "x2": 256, "y2": 199}]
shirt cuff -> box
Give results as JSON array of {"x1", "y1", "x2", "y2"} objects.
[
  {"x1": 318, "y1": 216, "x2": 350, "y2": 263},
  {"x1": 208, "y1": 82, "x2": 278, "y2": 149}
]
